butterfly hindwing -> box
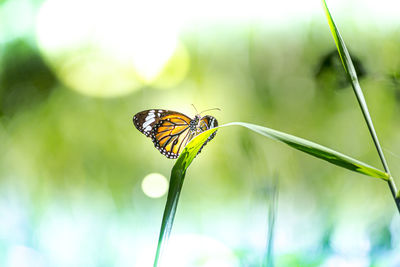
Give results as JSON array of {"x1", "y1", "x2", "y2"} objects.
[
  {"x1": 151, "y1": 112, "x2": 193, "y2": 158},
  {"x1": 196, "y1": 115, "x2": 218, "y2": 155}
]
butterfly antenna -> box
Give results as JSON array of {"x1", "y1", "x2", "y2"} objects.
[
  {"x1": 199, "y1": 107, "x2": 221, "y2": 114},
  {"x1": 191, "y1": 104, "x2": 199, "y2": 114}
]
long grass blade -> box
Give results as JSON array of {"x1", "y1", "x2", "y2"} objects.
[
  {"x1": 153, "y1": 128, "x2": 217, "y2": 267},
  {"x1": 223, "y1": 122, "x2": 388, "y2": 180},
  {"x1": 153, "y1": 121, "x2": 389, "y2": 266},
  {"x1": 322, "y1": 0, "x2": 400, "y2": 211}
]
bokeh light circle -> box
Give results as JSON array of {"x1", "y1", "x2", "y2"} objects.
[{"x1": 141, "y1": 173, "x2": 168, "y2": 198}]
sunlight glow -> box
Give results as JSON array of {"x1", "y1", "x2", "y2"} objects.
[
  {"x1": 135, "y1": 234, "x2": 239, "y2": 267},
  {"x1": 141, "y1": 173, "x2": 168, "y2": 198},
  {"x1": 35, "y1": 0, "x2": 183, "y2": 97},
  {"x1": 0, "y1": 198, "x2": 27, "y2": 244},
  {"x1": 35, "y1": 0, "x2": 399, "y2": 98},
  {"x1": 6, "y1": 246, "x2": 47, "y2": 267},
  {"x1": 95, "y1": 0, "x2": 182, "y2": 82},
  {"x1": 364, "y1": 0, "x2": 400, "y2": 25},
  {"x1": 321, "y1": 255, "x2": 369, "y2": 267},
  {"x1": 35, "y1": 0, "x2": 92, "y2": 52},
  {"x1": 39, "y1": 213, "x2": 94, "y2": 266},
  {"x1": 331, "y1": 224, "x2": 370, "y2": 256},
  {"x1": 54, "y1": 51, "x2": 141, "y2": 98},
  {"x1": 164, "y1": 234, "x2": 239, "y2": 267}
]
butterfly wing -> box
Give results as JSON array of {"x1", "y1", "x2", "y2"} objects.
[
  {"x1": 198, "y1": 115, "x2": 218, "y2": 131},
  {"x1": 133, "y1": 109, "x2": 170, "y2": 137},
  {"x1": 151, "y1": 113, "x2": 196, "y2": 158},
  {"x1": 133, "y1": 110, "x2": 194, "y2": 159},
  {"x1": 197, "y1": 115, "x2": 218, "y2": 155},
  {"x1": 133, "y1": 110, "x2": 219, "y2": 159}
]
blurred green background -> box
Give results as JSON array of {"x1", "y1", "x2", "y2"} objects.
[{"x1": 1, "y1": 0, "x2": 400, "y2": 266}]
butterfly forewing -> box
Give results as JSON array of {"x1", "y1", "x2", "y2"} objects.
[
  {"x1": 133, "y1": 109, "x2": 169, "y2": 136},
  {"x1": 133, "y1": 109, "x2": 218, "y2": 159}
]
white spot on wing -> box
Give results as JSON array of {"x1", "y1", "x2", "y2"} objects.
[
  {"x1": 143, "y1": 118, "x2": 155, "y2": 128},
  {"x1": 146, "y1": 113, "x2": 156, "y2": 121},
  {"x1": 145, "y1": 125, "x2": 152, "y2": 131}
]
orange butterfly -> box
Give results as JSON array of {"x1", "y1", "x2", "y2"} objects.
[{"x1": 133, "y1": 108, "x2": 218, "y2": 159}]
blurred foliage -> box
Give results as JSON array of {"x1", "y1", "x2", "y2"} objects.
[
  {"x1": 315, "y1": 49, "x2": 366, "y2": 91},
  {"x1": 0, "y1": 39, "x2": 57, "y2": 117}
]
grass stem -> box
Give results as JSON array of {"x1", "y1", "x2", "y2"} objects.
[{"x1": 322, "y1": 0, "x2": 400, "y2": 213}]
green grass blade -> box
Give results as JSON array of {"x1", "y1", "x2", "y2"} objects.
[
  {"x1": 153, "y1": 128, "x2": 217, "y2": 267},
  {"x1": 223, "y1": 122, "x2": 389, "y2": 180},
  {"x1": 322, "y1": 0, "x2": 400, "y2": 211},
  {"x1": 322, "y1": 0, "x2": 387, "y2": 171},
  {"x1": 153, "y1": 121, "x2": 388, "y2": 266}
]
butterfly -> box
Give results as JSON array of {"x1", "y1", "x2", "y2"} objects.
[{"x1": 133, "y1": 108, "x2": 219, "y2": 159}]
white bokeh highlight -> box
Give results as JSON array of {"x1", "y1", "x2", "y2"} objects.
[{"x1": 141, "y1": 173, "x2": 169, "y2": 198}]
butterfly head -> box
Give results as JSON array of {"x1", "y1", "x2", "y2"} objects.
[{"x1": 190, "y1": 115, "x2": 201, "y2": 130}]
